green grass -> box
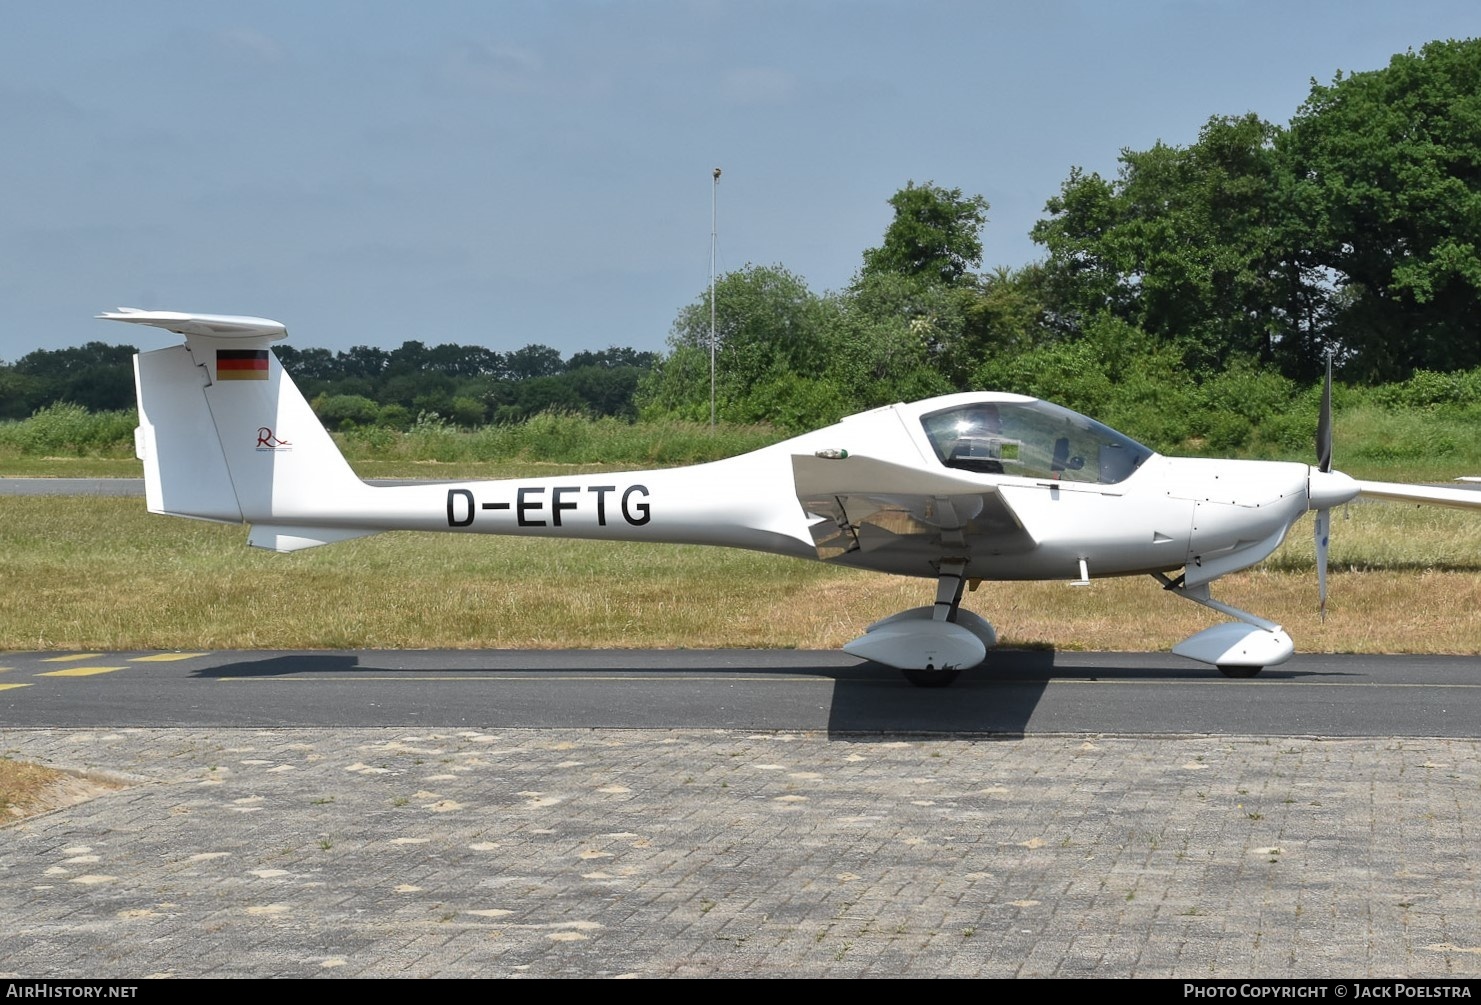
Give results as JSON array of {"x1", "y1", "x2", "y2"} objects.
[
  {"x1": 0, "y1": 456, "x2": 144, "y2": 477},
  {"x1": 336, "y1": 412, "x2": 782, "y2": 467}
]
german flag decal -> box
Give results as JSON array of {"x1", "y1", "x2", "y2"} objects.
[{"x1": 217, "y1": 349, "x2": 269, "y2": 380}]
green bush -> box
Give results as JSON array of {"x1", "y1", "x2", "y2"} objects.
[
  {"x1": 1372, "y1": 367, "x2": 1481, "y2": 409},
  {"x1": 339, "y1": 425, "x2": 398, "y2": 454},
  {"x1": 727, "y1": 373, "x2": 851, "y2": 433},
  {"x1": 0, "y1": 403, "x2": 137, "y2": 455},
  {"x1": 313, "y1": 394, "x2": 380, "y2": 431},
  {"x1": 520, "y1": 411, "x2": 596, "y2": 459},
  {"x1": 403, "y1": 411, "x2": 467, "y2": 462}
]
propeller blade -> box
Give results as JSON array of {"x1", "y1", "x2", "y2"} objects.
[
  {"x1": 1314, "y1": 352, "x2": 1337, "y2": 618},
  {"x1": 1316, "y1": 352, "x2": 1333, "y2": 473},
  {"x1": 1314, "y1": 507, "x2": 1330, "y2": 621}
]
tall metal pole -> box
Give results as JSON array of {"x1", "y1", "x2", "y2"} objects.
[{"x1": 710, "y1": 167, "x2": 720, "y2": 431}]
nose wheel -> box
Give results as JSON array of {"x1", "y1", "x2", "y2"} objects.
[
  {"x1": 901, "y1": 666, "x2": 964, "y2": 688},
  {"x1": 1217, "y1": 665, "x2": 1263, "y2": 678}
]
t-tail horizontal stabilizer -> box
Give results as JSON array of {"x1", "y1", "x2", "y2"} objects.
[{"x1": 99, "y1": 308, "x2": 289, "y2": 341}]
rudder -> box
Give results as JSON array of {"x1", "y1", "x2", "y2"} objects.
[{"x1": 134, "y1": 342, "x2": 242, "y2": 523}]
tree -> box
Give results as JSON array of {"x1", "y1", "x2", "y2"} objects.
[
  {"x1": 564, "y1": 365, "x2": 647, "y2": 419},
  {"x1": 426, "y1": 343, "x2": 505, "y2": 378},
  {"x1": 504, "y1": 344, "x2": 565, "y2": 381},
  {"x1": 566, "y1": 347, "x2": 659, "y2": 371},
  {"x1": 276, "y1": 346, "x2": 341, "y2": 383},
  {"x1": 1032, "y1": 115, "x2": 1295, "y2": 374},
  {"x1": 0, "y1": 370, "x2": 46, "y2": 420},
  {"x1": 633, "y1": 344, "x2": 712, "y2": 423},
  {"x1": 1029, "y1": 166, "x2": 1127, "y2": 338},
  {"x1": 502, "y1": 373, "x2": 586, "y2": 421},
  {"x1": 818, "y1": 280, "x2": 953, "y2": 408},
  {"x1": 942, "y1": 265, "x2": 1050, "y2": 387},
  {"x1": 384, "y1": 340, "x2": 432, "y2": 376},
  {"x1": 1280, "y1": 37, "x2": 1481, "y2": 379},
  {"x1": 380, "y1": 372, "x2": 456, "y2": 411},
  {"x1": 860, "y1": 181, "x2": 989, "y2": 287},
  {"x1": 646, "y1": 264, "x2": 831, "y2": 421},
  {"x1": 338, "y1": 345, "x2": 392, "y2": 379},
  {"x1": 13, "y1": 342, "x2": 138, "y2": 411}
]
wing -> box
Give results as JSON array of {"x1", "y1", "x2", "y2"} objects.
[
  {"x1": 791, "y1": 453, "x2": 1037, "y2": 562},
  {"x1": 1355, "y1": 479, "x2": 1481, "y2": 510}
]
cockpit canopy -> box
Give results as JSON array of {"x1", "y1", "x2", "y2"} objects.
[{"x1": 921, "y1": 398, "x2": 1152, "y2": 485}]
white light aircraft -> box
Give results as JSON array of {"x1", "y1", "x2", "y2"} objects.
[{"x1": 106, "y1": 307, "x2": 1481, "y2": 687}]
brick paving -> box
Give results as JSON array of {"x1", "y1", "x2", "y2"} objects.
[{"x1": 1, "y1": 728, "x2": 1477, "y2": 978}]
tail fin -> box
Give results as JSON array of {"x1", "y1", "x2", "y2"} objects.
[{"x1": 106, "y1": 309, "x2": 380, "y2": 552}]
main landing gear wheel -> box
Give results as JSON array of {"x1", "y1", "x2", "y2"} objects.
[
  {"x1": 1217, "y1": 665, "x2": 1263, "y2": 678},
  {"x1": 901, "y1": 666, "x2": 963, "y2": 688}
]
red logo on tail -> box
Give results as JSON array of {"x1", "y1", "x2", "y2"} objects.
[{"x1": 256, "y1": 427, "x2": 291, "y2": 449}]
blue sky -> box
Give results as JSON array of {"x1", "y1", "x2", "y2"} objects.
[{"x1": 3, "y1": 1, "x2": 1479, "y2": 361}]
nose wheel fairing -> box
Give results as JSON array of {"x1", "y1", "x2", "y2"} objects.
[{"x1": 1171, "y1": 622, "x2": 1294, "y2": 671}]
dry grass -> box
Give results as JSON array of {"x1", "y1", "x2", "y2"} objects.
[
  {"x1": 1, "y1": 495, "x2": 1479, "y2": 655},
  {"x1": 0, "y1": 757, "x2": 114, "y2": 828},
  {"x1": 0, "y1": 756, "x2": 127, "y2": 827},
  {"x1": 0, "y1": 757, "x2": 65, "y2": 821}
]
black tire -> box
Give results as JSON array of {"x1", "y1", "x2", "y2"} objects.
[
  {"x1": 901, "y1": 666, "x2": 963, "y2": 688},
  {"x1": 1217, "y1": 665, "x2": 1263, "y2": 678}
]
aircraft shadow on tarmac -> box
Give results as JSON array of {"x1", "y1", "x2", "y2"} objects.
[
  {"x1": 185, "y1": 651, "x2": 1063, "y2": 735},
  {"x1": 186, "y1": 649, "x2": 1350, "y2": 682},
  {"x1": 179, "y1": 649, "x2": 1361, "y2": 737},
  {"x1": 824, "y1": 654, "x2": 1356, "y2": 736}
]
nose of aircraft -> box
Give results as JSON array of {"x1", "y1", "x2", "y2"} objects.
[{"x1": 1308, "y1": 467, "x2": 1360, "y2": 510}]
